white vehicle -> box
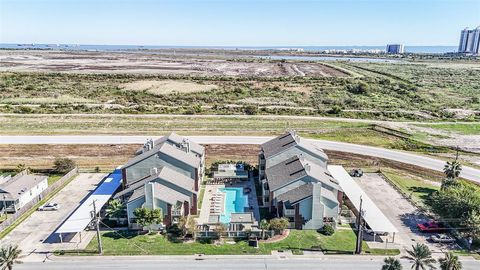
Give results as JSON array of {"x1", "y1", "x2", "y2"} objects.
[
  {"x1": 38, "y1": 202, "x2": 59, "y2": 211},
  {"x1": 429, "y1": 234, "x2": 455, "y2": 244},
  {"x1": 364, "y1": 227, "x2": 388, "y2": 236}
]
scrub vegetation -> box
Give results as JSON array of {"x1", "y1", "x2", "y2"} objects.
[{"x1": 0, "y1": 57, "x2": 479, "y2": 120}]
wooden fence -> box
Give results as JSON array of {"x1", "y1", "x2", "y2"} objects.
[{"x1": 0, "y1": 168, "x2": 78, "y2": 231}]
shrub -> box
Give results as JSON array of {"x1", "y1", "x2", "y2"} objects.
[
  {"x1": 346, "y1": 82, "x2": 370, "y2": 95},
  {"x1": 53, "y1": 158, "x2": 76, "y2": 173},
  {"x1": 327, "y1": 105, "x2": 342, "y2": 115},
  {"x1": 318, "y1": 224, "x2": 335, "y2": 236},
  {"x1": 269, "y1": 217, "x2": 289, "y2": 233},
  {"x1": 243, "y1": 105, "x2": 258, "y2": 115},
  {"x1": 167, "y1": 224, "x2": 183, "y2": 237}
]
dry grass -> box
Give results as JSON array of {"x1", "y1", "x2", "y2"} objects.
[
  {"x1": 120, "y1": 80, "x2": 218, "y2": 95},
  {"x1": 0, "y1": 144, "x2": 137, "y2": 170},
  {"x1": 204, "y1": 144, "x2": 260, "y2": 167}
]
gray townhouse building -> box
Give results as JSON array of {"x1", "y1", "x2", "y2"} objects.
[
  {"x1": 117, "y1": 133, "x2": 205, "y2": 227},
  {"x1": 259, "y1": 132, "x2": 343, "y2": 230}
]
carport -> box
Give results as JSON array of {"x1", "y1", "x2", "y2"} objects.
[
  {"x1": 54, "y1": 168, "x2": 122, "y2": 242},
  {"x1": 328, "y1": 165, "x2": 398, "y2": 242}
]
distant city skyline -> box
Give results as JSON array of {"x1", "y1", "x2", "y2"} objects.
[{"x1": 0, "y1": 0, "x2": 479, "y2": 46}]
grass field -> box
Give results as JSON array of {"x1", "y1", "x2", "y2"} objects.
[
  {"x1": 79, "y1": 228, "x2": 398, "y2": 256},
  {"x1": 381, "y1": 168, "x2": 440, "y2": 207}
]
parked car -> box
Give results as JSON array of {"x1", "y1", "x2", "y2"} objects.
[
  {"x1": 429, "y1": 234, "x2": 455, "y2": 243},
  {"x1": 349, "y1": 169, "x2": 364, "y2": 177},
  {"x1": 364, "y1": 228, "x2": 389, "y2": 236},
  {"x1": 417, "y1": 221, "x2": 447, "y2": 233},
  {"x1": 38, "y1": 203, "x2": 59, "y2": 211}
]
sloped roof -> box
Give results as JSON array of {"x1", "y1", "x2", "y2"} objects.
[
  {"x1": 261, "y1": 132, "x2": 298, "y2": 159},
  {"x1": 0, "y1": 174, "x2": 47, "y2": 200},
  {"x1": 157, "y1": 132, "x2": 204, "y2": 156},
  {"x1": 265, "y1": 155, "x2": 308, "y2": 191},
  {"x1": 276, "y1": 183, "x2": 313, "y2": 204},
  {"x1": 128, "y1": 188, "x2": 145, "y2": 203},
  {"x1": 153, "y1": 183, "x2": 190, "y2": 205},
  {"x1": 261, "y1": 132, "x2": 328, "y2": 162},
  {"x1": 303, "y1": 159, "x2": 341, "y2": 191},
  {"x1": 123, "y1": 141, "x2": 200, "y2": 170},
  {"x1": 115, "y1": 166, "x2": 196, "y2": 199},
  {"x1": 137, "y1": 132, "x2": 204, "y2": 156}
]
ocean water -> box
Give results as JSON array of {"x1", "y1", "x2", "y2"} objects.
[{"x1": 0, "y1": 43, "x2": 457, "y2": 54}]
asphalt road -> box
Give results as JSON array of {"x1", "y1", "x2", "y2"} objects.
[
  {"x1": 1, "y1": 135, "x2": 479, "y2": 184},
  {"x1": 14, "y1": 257, "x2": 480, "y2": 270}
]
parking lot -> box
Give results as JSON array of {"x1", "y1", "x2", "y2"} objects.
[
  {"x1": 0, "y1": 173, "x2": 106, "y2": 259},
  {"x1": 356, "y1": 173, "x2": 457, "y2": 253}
]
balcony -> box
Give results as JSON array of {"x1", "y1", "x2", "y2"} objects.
[
  {"x1": 284, "y1": 209, "x2": 295, "y2": 216},
  {"x1": 171, "y1": 210, "x2": 182, "y2": 216}
]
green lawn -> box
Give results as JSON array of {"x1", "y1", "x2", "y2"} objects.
[
  {"x1": 78, "y1": 228, "x2": 398, "y2": 256},
  {"x1": 381, "y1": 169, "x2": 440, "y2": 207},
  {"x1": 47, "y1": 174, "x2": 63, "y2": 185}
]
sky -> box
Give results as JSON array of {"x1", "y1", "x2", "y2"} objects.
[{"x1": 0, "y1": 0, "x2": 479, "y2": 46}]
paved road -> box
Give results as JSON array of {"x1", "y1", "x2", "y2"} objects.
[
  {"x1": 1, "y1": 135, "x2": 479, "y2": 184},
  {"x1": 14, "y1": 256, "x2": 480, "y2": 270}
]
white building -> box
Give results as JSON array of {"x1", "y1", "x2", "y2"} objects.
[
  {"x1": 458, "y1": 26, "x2": 480, "y2": 55},
  {"x1": 0, "y1": 172, "x2": 48, "y2": 213},
  {"x1": 386, "y1": 44, "x2": 404, "y2": 54}
]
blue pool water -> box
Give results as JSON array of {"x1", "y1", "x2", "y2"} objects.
[{"x1": 219, "y1": 187, "x2": 249, "y2": 224}]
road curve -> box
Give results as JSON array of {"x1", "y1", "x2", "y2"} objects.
[{"x1": 1, "y1": 135, "x2": 479, "y2": 184}]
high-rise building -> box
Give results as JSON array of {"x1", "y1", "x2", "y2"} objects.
[
  {"x1": 386, "y1": 44, "x2": 404, "y2": 54},
  {"x1": 458, "y1": 26, "x2": 480, "y2": 55}
]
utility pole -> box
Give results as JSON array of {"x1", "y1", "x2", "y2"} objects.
[
  {"x1": 92, "y1": 200, "x2": 103, "y2": 255},
  {"x1": 355, "y1": 196, "x2": 364, "y2": 254}
]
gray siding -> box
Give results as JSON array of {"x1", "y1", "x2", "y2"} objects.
[{"x1": 125, "y1": 153, "x2": 194, "y2": 184}]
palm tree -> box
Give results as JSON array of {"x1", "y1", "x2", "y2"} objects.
[
  {"x1": 439, "y1": 252, "x2": 462, "y2": 270},
  {"x1": 106, "y1": 199, "x2": 124, "y2": 226},
  {"x1": 402, "y1": 243, "x2": 436, "y2": 270},
  {"x1": 382, "y1": 257, "x2": 402, "y2": 270},
  {"x1": 0, "y1": 245, "x2": 23, "y2": 270},
  {"x1": 443, "y1": 152, "x2": 462, "y2": 180},
  {"x1": 259, "y1": 219, "x2": 270, "y2": 239}
]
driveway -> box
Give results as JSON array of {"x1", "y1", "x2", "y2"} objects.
[
  {"x1": 0, "y1": 173, "x2": 106, "y2": 258},
  {"x1": 356, "y1": 173, "x2": 457, "y2": 253}
]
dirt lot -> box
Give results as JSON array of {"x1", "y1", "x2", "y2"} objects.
[
  {"x1": 120, "y1": 80, "x2": 218, "y2": 95},
  {"x1": 0, "y1": 50, "x2": 350, "y2": 77},
  {"x1": 0, "y1": 144, "x2": 137, "y2": 170}
]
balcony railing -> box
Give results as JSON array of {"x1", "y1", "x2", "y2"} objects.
[
  {"x1": 284, "y1": 209, "x2": 295, "y2": 216},
  {"x1": 171, "y1": 210, "x2": 182, "y2": 216}
]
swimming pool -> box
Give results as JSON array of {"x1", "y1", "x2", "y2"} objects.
[{"x1": 218, "y1": 187, "x2": 249, "y2": 223}]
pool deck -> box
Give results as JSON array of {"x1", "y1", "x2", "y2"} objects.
[{"x1": 197, "y1": 174, "x2": 260, "y2": 226}]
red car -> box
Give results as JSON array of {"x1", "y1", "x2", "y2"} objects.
[{"x1": 417, "y1": 221, "x2": 447, "y2": 233}]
